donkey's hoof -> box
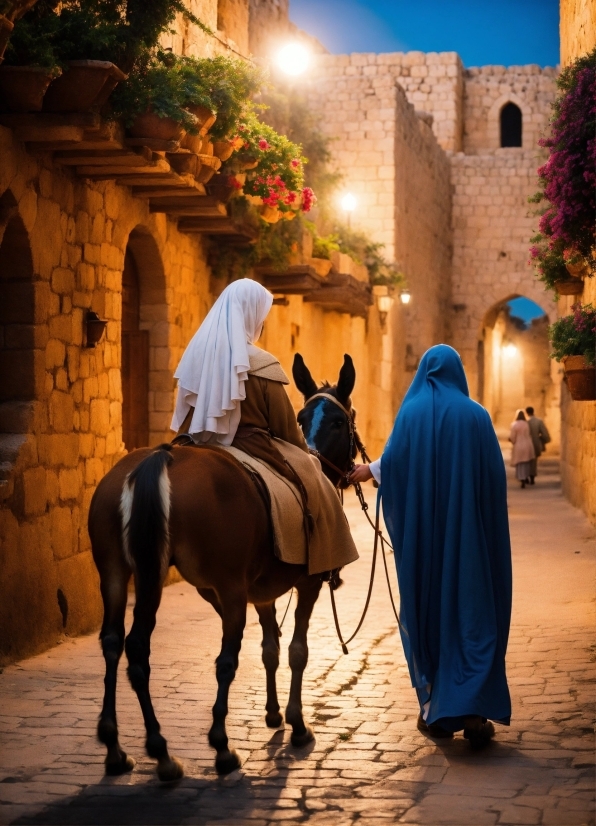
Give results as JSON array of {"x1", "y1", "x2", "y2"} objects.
[
  {"x1": 266, "y1": 711, "x2": 283, "y2": 728},
  {"x1": 291, "y1": 725, "x2": 315, "y2": 748},
  {"x1": 215, "y1": 748, "x2": 241, "y2": 775},
  {"x1": 105, "y1": 752, "x2": 135, "y2": 776},
  {"x1": 157, "y1": 755, "x2": 184, "y2": 782}
]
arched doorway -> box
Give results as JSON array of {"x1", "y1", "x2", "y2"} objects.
[
  {"x1": 121, "y1": 226, "x2": 170, "y2": 450},
  {"x1": 121, "y1": 248, "x2": 149, "y2": 450},
  {"x1": 0, "y1": 195, "x2": 35, "y2": 410},
  {"x1": 479, "y1": 295, "x2": 557, "y2": 437}
]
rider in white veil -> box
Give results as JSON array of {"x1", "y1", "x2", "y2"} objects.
[{"x1": 171, "y1": 278, "x2": 358, "y2": 576}]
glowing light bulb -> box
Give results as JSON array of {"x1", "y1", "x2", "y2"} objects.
[
  {"x1": 400, "y1": 291, "x2": 411, "y2": 305},
  {"x1": 503, "y1": 342, "x2": 518, "y2": 357},
  {"x1": 340, "y1": 193, "x2": 357, "y2": 212},
  {"x1": 276, "y1": 43, "x2": 310, "y2": 76}
]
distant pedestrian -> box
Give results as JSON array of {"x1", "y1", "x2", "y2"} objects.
[
  {"x1": 349, "y1": 345, "x2": 512, "y2": 747},
  {"x1": 525, "y1": 406, "x2": 551, "y2": 485},
  {"x1": 509, "y1": 409, "x2": 535, "y2": 489}
]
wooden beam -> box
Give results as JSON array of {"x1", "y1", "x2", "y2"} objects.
[
  {"x1": 54, "y1": 147, "x2": 153, "y2": 166},
  {"x1": 133, "y1": 186, "x2": 212, "y2": 200},
  {"x1": 75, "y1": 159, "x2": 171, "y2": 177}
]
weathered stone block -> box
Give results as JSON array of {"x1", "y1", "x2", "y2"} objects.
[
  {"x1": 49, "y1": 390, "x2": 74, "y2": 433},
  {"x1": 51, "y1": 506, "x2": 74, "y2": 559},
  {"x1": 58, "y1": 467, "x2": 80, "y2": 501},
  {"x1": 22, "y1": 466, "x2": 46, "y2": 516},
  {"x1": 51, "y1": 267, "x2": 75, "y2": 295},
  {"x1": 89, "y1": 399, "x2": 110, "y2": 435}
]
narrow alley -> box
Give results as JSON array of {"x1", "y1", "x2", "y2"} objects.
[{"x1": 1, "y1": 455, "x2": 594, "y2": 826}]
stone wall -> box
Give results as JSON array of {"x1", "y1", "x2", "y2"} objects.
[
  {"x1": 309, "y1": 51, "x2": 464, "y2": 154},
  {"x1": 0, "y1": 127, "x2": 212, "y2": 665},
  {"x1": 463, "y1": 65, "x2": 558, "y2": 154},
  {"x1": 559, "y1": 279, "x2": 596, "y2": 525},
  {"x1": 560, "y1": 0, "x2": 596, "y2": 65},
  {"x1": 557, "y1": 0, "x2": 596, "y2": 525},
  {"x1": 304, "y1": 56, "x2": 453, "y2": 404},
  {"x1": 450, "y1": 150, "x2": 558, "y2": 400}
]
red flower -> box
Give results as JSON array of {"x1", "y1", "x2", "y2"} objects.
[{"x1": 258, "y1": 139, "x2": 271, "y2": 151}]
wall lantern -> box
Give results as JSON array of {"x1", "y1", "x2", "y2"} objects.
[
  {"x1": 399, "y1": 290, "x2": 411, "y2": 305},
  {"x1": 373, "y1": 285, "x2": 395, "y2": 328},
  {"x1": 84, "y1": 310, "x2": 107, "y2": 348},
  {"x1": 503, "y1": 342, "x2": 518, "y2": 357}
]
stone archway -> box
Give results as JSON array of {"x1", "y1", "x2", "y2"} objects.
[
  {"x1": 0, "y1": 191, "x2": 37, "y2": 429},
  {"x1": 122, "y1": 226, "x2": 172, "y2": 448},
  {"x1": 478, "y1": 294, "x2": 560, "y2": 441}
]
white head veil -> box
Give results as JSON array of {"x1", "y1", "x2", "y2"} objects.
[{"x1": 171, "y1": 279, "x2": 273, "y2": 444}]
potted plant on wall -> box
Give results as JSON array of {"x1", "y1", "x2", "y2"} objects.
[
  {"x1": 0, "y1": 0, "x2": 208, "y2": 113},
  {"x1": 529, "y1": 48, "x2": 596, "y2": 297},
  {"x1": 549, "y1": 302, "x2": 596, "y2": 401}
]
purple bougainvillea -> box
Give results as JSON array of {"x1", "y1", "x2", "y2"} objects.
[{"x1": 529, "y1": 49, "x2": 596, "y2": 292}]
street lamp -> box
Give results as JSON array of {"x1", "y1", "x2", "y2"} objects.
[
  {"x1": 340, "y1": 192, "x2": 356, "y2": 227},
  {"x1": 276, "y1": 42, "x2": 311, "y2": 76},
  {"x1": 400, "y1": 290, "x2": 411, "y2": 305}
]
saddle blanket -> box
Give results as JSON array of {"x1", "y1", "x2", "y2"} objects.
[{"x1": 219, "y1": 439, "x2": 358, "y2": 575}]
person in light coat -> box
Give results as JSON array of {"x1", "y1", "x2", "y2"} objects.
[
  {"x1": 525, "y1": 406, "x2": 551, "y2": 485},
  {"x1": 509, "y1": 409, "x2": 535, "y2": 489}
]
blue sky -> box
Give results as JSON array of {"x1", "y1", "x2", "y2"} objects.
[
  {"x1": 508, "y1": 297, "x2": 547, "y2": 325},
  {"x1": 289, "y1": 0, "x2": 559, "y2": 67}
]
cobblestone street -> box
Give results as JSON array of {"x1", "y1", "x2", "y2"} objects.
[{"x1": 1, "y1": 456, "x2": 594, "y2": 826}]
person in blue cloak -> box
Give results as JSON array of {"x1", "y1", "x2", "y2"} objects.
[{"x1": 349, "y1": 344, "x2": 512, "y2": 746}]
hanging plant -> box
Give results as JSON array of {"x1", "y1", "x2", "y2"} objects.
[
  {"x1": 549, "y1": 302, "x2": 596, "y2": 365},
  {"x1": 225, "y1": 111, "x2": 315, "y2": 220},
  {"x1": 529, "y1": 48, "x2": 596, "y2": 292}
]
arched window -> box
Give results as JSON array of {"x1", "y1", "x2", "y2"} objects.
[{"x1": 500, "y1": 102, "x2": 522, "y2": 147}]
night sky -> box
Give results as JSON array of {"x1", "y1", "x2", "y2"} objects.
[{"x1": 289, "y1": 0, "x2": 560, "y2": 68}]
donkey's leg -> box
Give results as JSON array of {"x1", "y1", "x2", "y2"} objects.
[
  {"x1": 125, "y1": 579, "x2": 183, "y2": 782},
  {"x1": 286, "y1": 575, "x2": 322, "y2": 747},
  {"x1": 208, "y1": 592, "x2": 247, "y2": 775},
  {"x1": 256, "y1": 602, "x2": 283, "y2": 728},
  {"x1": 97, "y1": 570, "x2": 135, "y2": 775}
]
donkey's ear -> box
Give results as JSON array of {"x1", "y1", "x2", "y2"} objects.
[
  {"x1": 293, "y1": 353, "x2": 318, "y2": 400},
  {"x1": 337, "y1": 354, "x2": 356, "y2": 403}
]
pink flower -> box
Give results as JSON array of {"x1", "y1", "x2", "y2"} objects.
[
  {"x1": 258, "y1": 139, "x2": 271, "y2": 151},
  {"x1": 290, "y1": 158, "x2": 301, "y2": 169},
  {"x1": 301, "y1": 186, "x2": 316, "y2": 212}
]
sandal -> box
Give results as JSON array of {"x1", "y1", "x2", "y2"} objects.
[
  {"x1": 417, "y1": 713, "x2": 453, "y2": 739},
  {"x1": 463, "y1": 717, "x2": 495, "y2": 748}
]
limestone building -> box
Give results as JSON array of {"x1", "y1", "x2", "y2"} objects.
[{"x1": 0, "y1": 0, "x2": 573, "y2": 665}]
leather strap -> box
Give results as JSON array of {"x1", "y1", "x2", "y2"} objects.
[{"x1": 303, "y1": 392, "x2": 352, "y2": 418}]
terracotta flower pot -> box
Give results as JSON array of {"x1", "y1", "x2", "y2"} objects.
[
  {"x1": 212, "y1": 140, "x2": 235, "y2": 161},
  {"x1": 128, "y1": 110, "x2": 185, "y2": 142},
  {"x1": 0, "y1": 65, "x2": 59, "y2": 112},
  {"x1": 195, "y1": 154, "x2": 221, "y2": 184},
  {"x1": 563, "y1": 355, "x2": 596, "y2": 401},
  {"x1": 186, "y1": 104, "x2": 216, "y2": 137},
  {"x1": 554, "y1": 277, "x2": 584, "y2": 296},
  {"x1": 43, "y1": 60, "x2": 126, "y2": 113},
  {"x1": 260, "y1": 205, "x2": 281, "y2": 224},
  {"x1": 205, "y1": 175, "x2": 241, "y2": 203},
  {"x1": 565, "y1": 259, "x2": 590, "y2": 279}
]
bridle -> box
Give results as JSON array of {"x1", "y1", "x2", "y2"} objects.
[{"x1": 300, "y1": 391, "x2": 371, "y2": 489}]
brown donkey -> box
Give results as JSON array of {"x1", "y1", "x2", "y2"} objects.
[{"x1": 89, "y1": 354, "x2": 358, "y2": 780}]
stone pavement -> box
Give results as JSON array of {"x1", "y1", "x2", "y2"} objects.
[{"x1": 0, "y1": 456, "x2": 594, "y2": 826}]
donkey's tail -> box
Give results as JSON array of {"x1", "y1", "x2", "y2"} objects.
[{"x1": 120, "y1": 444, "x2": 173, "y2": 588}]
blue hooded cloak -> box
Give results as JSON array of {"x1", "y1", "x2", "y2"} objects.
[{"x1": 381, "y1": 345, "x2": 512, "y2": 730}]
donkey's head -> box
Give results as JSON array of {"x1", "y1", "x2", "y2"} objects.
[{"x1": 293, "y1": 353, "x2": 359, "y2": 487}]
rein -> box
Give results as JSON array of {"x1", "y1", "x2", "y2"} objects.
[{"x1": 300, "y1": 390, "x2": 400, "y2": 653}]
